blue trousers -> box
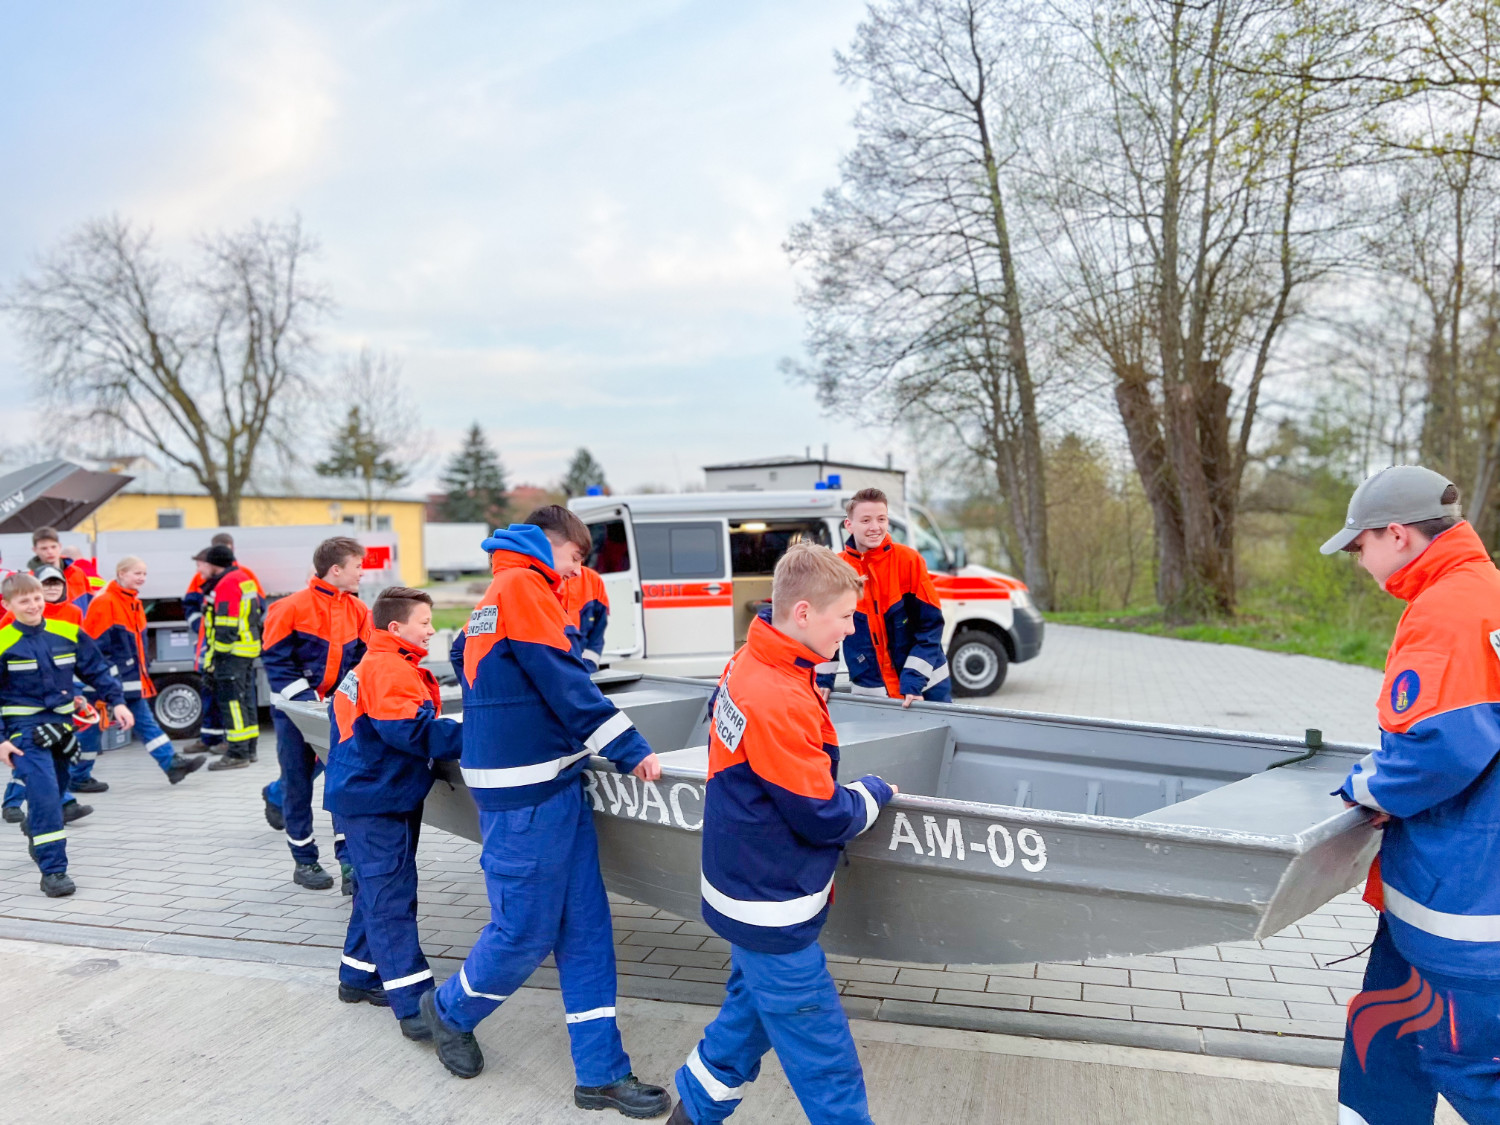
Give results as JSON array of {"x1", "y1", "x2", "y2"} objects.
[
  {"x1": 265, "y1": 773, "x2": 347, "y2": 867},
  {"x1": 1339, "y1": 914, "x2": 1500, "y2": 1123},
  {"x1": 675, "y1": 941, "x2": 870, "y2": 1125},
  {"x1": 339, "y1": 808, "x2": 431, "y2": 1019},
  {"x1": 11, "y1": 726, "x2": 72, "y2": 874},
  {"x1": 124, "y1": 698, "x2": 176, "y2": 773},
  {"x1": 68, "y1": 725, "x2": 101, "y2": 787},
  {"x1": 434, "y1": 780, "x2": 630, "y2": 1087},
  {"x1": 273, "y1": 711, "x2": 324, "y2": 865},
  {"x1": 198, "y1": 676, "x2": 224, "y2": 746}
]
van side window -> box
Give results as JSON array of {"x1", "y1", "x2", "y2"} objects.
[
  {"x1": 636, "y1": 522, "x2": 724, "y2": 579},
  {"x1": 729, "y1": 520, "x2": 832, "y2": 574},
  {"x1": 588, "y1": 520, "x2": 632, "y2": 574}
]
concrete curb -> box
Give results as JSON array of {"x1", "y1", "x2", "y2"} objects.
[{"x1": 0, "y1": 916, "x2": 1340, "y2": 1068}]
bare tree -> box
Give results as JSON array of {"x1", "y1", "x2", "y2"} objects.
[
  {"x1": 786, "y1": 0, "x2": 1055, "y2": 606},
  {"x1": 5, "y1": 216, "x2": 327, "y2": 524},
  {"x1": 314, "y1": 348, "x2": 428, "y2": 524},
  {"x1": 1033, "y1": 0, "x2": 1358, "y2": 619}
]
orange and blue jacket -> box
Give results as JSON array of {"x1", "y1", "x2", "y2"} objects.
[
  {"x1": 701, "y1": 616, "x2": 894, "y2": 954},
  {"x1": 83, "y1": 581, "x2": 155, "y2": 701},
  {"x1": 184, "y1": 565, "x2": 263, "y2": 660},
  {"x1": 0, "y1": 609, "x2": 122, "y2": 737},
  {"x1": 560, "y1": 565, "x2": 610, "y2": 671},
  {"x1": 0, "y1": 601, "x2": 101, "y2": 730},
  {"x1": 1338, "y1": 521, "x2": 1500, "y2": 984},
  {"x1": 262, "y1": 576, "x2": 370, "y2": 702},
  {"x1": 324, "y1": 630, "x2": 462, "y2": 817},
  {"x1": 450, "y1": 525, "x2": 651, "y2": 811},
  {"x1": 839, "y1": 535, "x2": 951, "y2": 701}
]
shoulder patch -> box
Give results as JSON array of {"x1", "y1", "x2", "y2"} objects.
[
  {"x1": 337, "y1": 670, "x2": 359, "y2": 704},
  {"x1": 1390, "y1": 669, "x2": 1420, "y2": 715},
  {"x1": 466, "y1": 605, "x2": 498, "y2": 636},
  {"x1": 712, "y1": 688, "x2": 748, "y2": 754}
]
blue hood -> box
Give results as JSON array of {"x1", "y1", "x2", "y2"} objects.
[{"x1": 482, "y1": 524, "x2": 554, "y2": 568}]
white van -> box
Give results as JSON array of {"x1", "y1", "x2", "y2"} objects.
[{"x1": 568, "y1": 490, "x2": 1044, "y2": 696}]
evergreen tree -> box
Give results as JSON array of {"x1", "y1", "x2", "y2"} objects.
[
  {"x1": 561, "y1": 447, "x2": 608, "y2": 498},
  {"x1": 315, "y1": 404, "x2": 412, "y2": 521},
  {"x1": 439, "y1": 422, "x2": 509, "y2": 524}
]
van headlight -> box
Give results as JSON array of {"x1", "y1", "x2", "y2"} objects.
[{"x1": 1010, "y1": 588, "x2": 1031, "y2": 610}]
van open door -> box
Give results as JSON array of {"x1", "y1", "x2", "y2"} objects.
[{"x1": 585, "y1": 506, "x2": 645, "y2": 659}]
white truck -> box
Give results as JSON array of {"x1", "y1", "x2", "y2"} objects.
[{"x1": 566, "y1": 490, "x2": 1043, "y2": 696}]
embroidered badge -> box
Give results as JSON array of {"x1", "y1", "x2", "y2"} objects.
[
  {"x1": 466, "y1": 605, "x2": 498, "y2": 636},
  {"x1": 1390, "y1": 669, "x2": 1420, "y2": 714},
  {"x1": 712, "y1": 689, "x2": 748, "y2": 753},
  {"x1": 337, "y1": 671, "x2": 359, "y2": 704}
]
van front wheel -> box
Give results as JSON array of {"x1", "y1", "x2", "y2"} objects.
[{"x1": 948, "y1": 630, "x2": 1009, "y2": 697}]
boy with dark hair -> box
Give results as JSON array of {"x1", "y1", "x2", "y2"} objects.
[
  {"x1": 529, "y1": 505, "x2": 611, "y2": 670},
  {"x1": 85, "y1": 556, "x2": 205, "y2": 786},
  {"x1": 325, "y1": 585, "x2": 462, "y2": 1039},
  {"x1": 29, "y1": 527, "x2": 101, "y2": 610},
  {"x1": 260, "y1": 536, "x2": 369, "y2": 889},
  {"x1": 838, "y1": 488, "x2": 951, "y2": 705},
  {"x1": 0, "y1": 572, "x2": 133, "y2": 897},
  {"x1": 672, "y1": 542, "x2": 895, "y2": 1125},
  {"x1": 421, "y1": 520, "x2": 670, "y2": 1118}
]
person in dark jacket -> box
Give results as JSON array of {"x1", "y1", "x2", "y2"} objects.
[
  {"x1": 199, "y1": 546, "x2": 266, "y2": 773},
  {"x1": 419, "y1": 511, "x2": 671, "y2": 1119},
  {"x1": 672, "y1": 543, "x2": 895, "y2": 1125},
  {"x1": 325, "y1": 586, "x2": 461, "y2": 1040},
  {"x1": 0, "y1": 572, "x2": 133, "y2": 897}
]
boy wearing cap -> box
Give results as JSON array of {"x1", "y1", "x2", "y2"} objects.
[
  {"x1": 85, "y1": 556, "x2": 205, "y2": 787},
  {"x1": 1326, "y1": 466, "x2": 1500, "y2": 1123}
]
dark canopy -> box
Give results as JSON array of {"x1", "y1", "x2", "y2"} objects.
[{"x1": 0, "y1": 460, "x2": 132, "y2": 534}]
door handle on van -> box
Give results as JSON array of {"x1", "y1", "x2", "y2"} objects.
[{"x1": 635, "y1": 589, "x2": 642, "y2": 604}]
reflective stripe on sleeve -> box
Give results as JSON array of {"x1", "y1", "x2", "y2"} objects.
[
  {"x1": 1383, "y1": 884, "x2": 1500, "y2": 943},
  {"x1": 904, "y1": 655, "x2": 949, "y2": 688},
  {"x1": 584, "y1": 712, "x2": 634, "y2": 755},
  {"x1": 458, "y1": 966, "x2": 508, "y2": 1002},
  {"x1": 383, "y1": 969, "x2": 434, "y2": 991},
  {"x1": 564, "y1": 1005, "x2": 617, "y2": 1024},
  {"x1": 341, "y1": 955, "x2": 377, "y2": 973},
  {"x1": 122, "y1": 680, "x2": 143, "y2": 692},
  {"x1": 278, "y1": 678, "x2": 312, "y2": 701},
  {"x1": 924, "y1": 664, "x2": 950, "y2": 688},
  {"x1": 847, "y1": 780, "x2": 879, "y2": 833},
  {"x1": 850, "y1": 684, "x2": 887, "y2": 697},
  {"x1": 1350, "y1": 753, "x2": 1389, "y2": 815},
  {"x1": 462, "y1": 749, "x2": 592, "y2": 790},
  {"x1": 582, "y1": 649, "x2": 602, "y2": 666},
  {"x1": 700, "y1": 873, "x2": 835, "y2": 928},
  {"x1": 686, "y1": 1047, "x2": 747, "y2": 1102}
]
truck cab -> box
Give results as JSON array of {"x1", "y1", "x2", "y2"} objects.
[{"x1": 568, "y1": 491, "x2": 1043, "y2": 696}]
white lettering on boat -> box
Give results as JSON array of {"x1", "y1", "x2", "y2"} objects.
[
  {"x1": 887, "y1": 810, "x2": 1047, "y2": 872},
  {"x1": 585, "y1": 769, "x2": 705, "y2": 832}
]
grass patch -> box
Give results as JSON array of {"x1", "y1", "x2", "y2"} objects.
[
  {"x1": 1047, "y1": 599, "x2": 1397, "y2": 670},
  {"x1": 431, "y1": 607, "x2": 474, "y2": 631}
]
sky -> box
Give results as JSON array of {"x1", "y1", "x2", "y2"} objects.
[{"x1": 0, "y1": 0, "x2": 895, "y2": 494}]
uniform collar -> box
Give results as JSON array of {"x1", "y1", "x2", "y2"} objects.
[
  {"x1": 110, "y1": 581, "x2": 140, "y2": 601},
  {"x1": 745, "y1": 615, "x2": 829, "y2": 673},
  {"x1": 13, "y1": 617, "x2": 47, "y2": 635},
  {"x1": 369, "y1": 630, "x2": 425, "y2": 662},
  {"x1": 1384, "y1": 521, "x2": 1492, "y2": 602},
  {"x1": 309, "y1": 576, "x2": 353, "y2": 599},
  {"x1": 491, "y1": 548, "x2": 561, "y2": 587},
  {"x1": 844, "y1": 534, "x2": 893, "y2": 558}
]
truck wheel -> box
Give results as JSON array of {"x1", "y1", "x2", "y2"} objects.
[
  {"x1": 153, "y1": 674, "x2": 204, "y2": 740},
  {"x1": 949, "y1": 630, "x2": 1009, "y2": 697}
]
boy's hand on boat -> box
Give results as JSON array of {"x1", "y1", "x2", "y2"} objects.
[
  {"x1": 632, "y1": 754, "x2": 662, "y2": 782},
  {"x1": 1344, "y1": 798, "x2": 1390, "y2": 827},
  {"x1": 902, "y1": 695, "x2": 921, "y2": 708}
]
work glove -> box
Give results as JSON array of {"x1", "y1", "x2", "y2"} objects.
[{"x1": 30, "y1": 722, "x2": 80, "y2": 763}]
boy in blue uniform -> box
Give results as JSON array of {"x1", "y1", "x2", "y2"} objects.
[
  {"x1": 325, "y1": 586, "x2": 462, "y2": 1040},
  {"x1": 672, "y1": 543, "x2": 896, "y2": 1125},
  {"x1": 0, "y1": 572, "x2": 134, "y2": 897}
]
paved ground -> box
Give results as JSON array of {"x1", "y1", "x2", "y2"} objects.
[
  {"x1": 990, "y1": 623, "x2": 1383, "y2": 745},
  {"x1": 14, "y1": 937, "x2": 1441, "y2": 1125},
  {"x1": 0, "y1": 624, "x2": 1389, "y2": 1075}
]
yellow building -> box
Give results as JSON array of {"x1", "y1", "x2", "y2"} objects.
[{"x1": 82, "y1": 466, "x2": 427, "y2": 586}]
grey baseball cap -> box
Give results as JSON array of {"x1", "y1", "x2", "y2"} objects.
[{"x1": 1320, "y1": 465, "x2": 1460, "y2": 554}]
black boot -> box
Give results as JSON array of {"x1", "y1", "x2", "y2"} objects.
[
  {"x1": 40, "y1": 872, "x2": 76, "y2": 897},
  {"x1": 574, "y1": 1075, "x2": 673, "y2": 1118},
  {"x1": 206, "y1": 753, "x2": 249, "y2": 772},
  {"x1": 338, "y1": 981, "x2": 389, "y2": 1007},
  {"x1": 62, "y1": 802, "x2": 93, "y2": 823},
  {"x1": 293, "y1": 862, "x2": 333, "y2": 890},
  {"x1": 400, "y1": 1014, "x2": 432, "y2": 1042},
  {"x1": 167, "y1": 754, "x2": 207, "y2": 783},
  {"x1": 666, "y1": 1103, "x2": 692, "y2": 1125},
  {"x1": 70, "y1": 777, "x2": 109, "y2": 794},
  {"x1": 262, "y1": 787, "x2": 285, "y2": 831},
  {"x1": 2, "y1": 806, "x2": 21, "y2": 824},
  {"x1": 421, "y1": 988, "x2": 483, "y2": 1078}
]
